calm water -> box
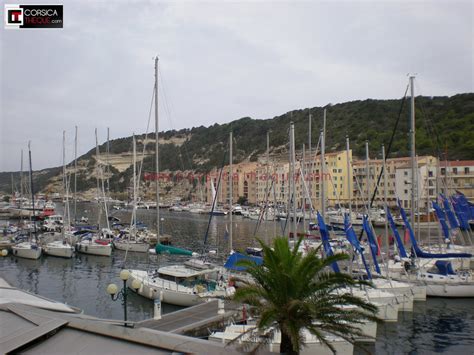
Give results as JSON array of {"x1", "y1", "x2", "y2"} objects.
[{"x1": 1, "y1": 203, "x2": 474, "y2": 354}]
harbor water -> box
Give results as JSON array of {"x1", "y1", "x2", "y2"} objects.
[{"x1": 1, "y1": 203, "x2": 474, "y2": 354}]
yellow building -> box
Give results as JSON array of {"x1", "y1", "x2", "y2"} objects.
[{"x1": 301, "y1": 150, "x2": 353, "y2": 209}]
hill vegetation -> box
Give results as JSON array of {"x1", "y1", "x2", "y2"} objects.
[{"x1": 1, "y1": 93, "x2": 473, "y2": 195}]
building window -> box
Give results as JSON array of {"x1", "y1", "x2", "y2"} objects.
[
  {"x1": 453, "y1": 168, "x2": 458, "y2": 174},
  {"x1": 404, "y1": 189, "x2": 408, "y2": 194},
  {"x1": 404, "y1": 171, "x2": 408, "y2": 176},
  {"x1": 465, "y1": 167, "x2": 470, "y2": 174},
  {"x1": 428, "y1": 170, "x2": 433, "y2": 177},
  {"x1": 441, "y1": 168, "x2": 446, "y2": 175}
]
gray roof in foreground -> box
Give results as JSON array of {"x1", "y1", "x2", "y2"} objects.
[{"x1": 0, "y1": 303, "x2": 241, "y2": 354}]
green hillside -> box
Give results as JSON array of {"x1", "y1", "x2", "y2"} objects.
[{"x1": 1, "y1": 93, "x2": 473, "y2": 194}]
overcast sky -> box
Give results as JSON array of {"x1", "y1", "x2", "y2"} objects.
[{"x1": 1, "y1": 0, "x2": 472, "y2": 171}]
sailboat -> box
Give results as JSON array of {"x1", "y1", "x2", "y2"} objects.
[
  {"x1": 43, "y1": 131, "x2": 75, "y2": 258},
  {"x1": 396, "y1": 201, "x2": 474, "y2": 297},
  {"x1": 127, "y1": 58, "x2": 231, "y2": 305},
  {"x1": 12, "y1": 142, "x2": 42, "y2": 260},
  {"x1": 75, "y1": 129, "x2": 112, "y2": 257},
  {"x1": 113, "y1": 135, "x2": 150, "y2": 253}
]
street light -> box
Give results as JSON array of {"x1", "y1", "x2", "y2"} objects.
[{"x1": 106, "y1": 269, "x2": 141, "y2": 327}]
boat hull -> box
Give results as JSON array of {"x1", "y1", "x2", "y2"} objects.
[
  {"x1": 43, "y1": 243, "x2": 74, "y2": 258},
  {"x1": 113, "y1": 241, "x2": 149, "y2": 253},
  {"x1": 76, "y1": 242, "x2": 112, "y2": 256},
  {"x1": 128, "y1": 270, "x2": 203, "y2": 306},
  {"x1": 425, "y1": 283, "x2": 474, "y2": 297},
  {"x1": 12, "y1": 245, "x2": 42, "y2": 259}
]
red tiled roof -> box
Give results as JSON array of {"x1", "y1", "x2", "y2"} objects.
[{"x1": 446, "y1": 160, "x2": 474, "y2": 167}]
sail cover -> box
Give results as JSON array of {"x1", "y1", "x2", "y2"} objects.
[
  {"x1": 224, "y1": 252, "x2": 263, "y2": 271},
  {"x1": 386, "y1": 208, "x2": 408, "y2": 258},
  {"x1": 317, "y1": 212, "x2": 340, "y2": 273},
  {"x1": 399, "y1": 201, "x2": 472, "y2": 259},
  {"x1": 362, "y1": 215, "x2": 381, "y2": 274},
  {"x1": 344, "y1": 213, "x2": 372, "y2": 279}
]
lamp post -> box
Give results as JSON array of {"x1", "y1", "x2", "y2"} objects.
[{"x1": 106, "y1": 269, "x2": 141, "y2": 327}]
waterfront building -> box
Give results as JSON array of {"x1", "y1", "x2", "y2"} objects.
[
  {"x1": 353, "y1": 155, "x2": 438, "y2": 208},
  {"x1": 441, "y1": 160, "x2": 474, "y2": 200}
]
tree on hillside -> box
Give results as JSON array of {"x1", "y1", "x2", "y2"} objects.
[{"x1": 233, "y1": 236, "x2": 378, "y2": 354}]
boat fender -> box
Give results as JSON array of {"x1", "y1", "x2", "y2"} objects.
[{"x1": 226, "y1": 286, "x2": 236, "y2": 297}]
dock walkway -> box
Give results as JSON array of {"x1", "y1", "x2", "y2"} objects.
[{"x1": 138, "y1": 299, "x2": 241, "y2": 334}]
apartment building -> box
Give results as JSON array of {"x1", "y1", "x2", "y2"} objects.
[
  {"x1": 206, "y1": 162, "x2": 258, "y2": 205},
  {"x1": 396, "y1": 163, "x2": 438, "y2": 210},
  {"x1": 441, "y1": 160, "x2": 474, "y2": 200},
  {"x1": 353, "y1": 155, "x2": 438, "y2": 208}
]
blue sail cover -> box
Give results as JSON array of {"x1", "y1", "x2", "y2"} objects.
[
  {"x1": 442, "y1": 195, "x2": 460, "y2": 230},
  {"x1": 386, "y1": 208, "x2": 408, "y2": 258},
  {"x1": 432, "y1": 201, "x2": 451, "y2": 240},
  {"x1": 399, "y1": 201, "x2": 472, "y2": 259},
  {"x1": 362, "y1": 216, "x2": 381, "y2": 274},
  {"x1": 317, "y1": 212, "x2": 340, "y2": 273},
  {"x1": 452, "y1": 196, "x2": 471, "y2": 231},
  {"x1": 454, "y1": 192, "x2": 473, "y2": 221},
  {"x1": 344, "y1": 214, "x2": 372, "y2": 279},
  {"x1": 224, "y1": 252, "x2": 263, "y2": 271}
]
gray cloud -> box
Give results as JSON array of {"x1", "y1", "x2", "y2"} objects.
[{"x1": 1, "y1": 0, "x2": 472, "y2": 171}]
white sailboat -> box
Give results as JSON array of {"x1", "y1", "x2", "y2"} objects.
[
  {"x1": 113, "y1": 135, "x2": 149, "y2": 253},
  {"x1": 76, "y1": 129, "x2": 112, "y2": 257},
  {"x1": 43, "y1": 131, "x2": 74, "y2": 258},
  {"x1": 129, "y1": 63, "x2": 236, "y2": 305},
  {"x1": 12, "y1": 142, "x2": 42, "y2": 260}
]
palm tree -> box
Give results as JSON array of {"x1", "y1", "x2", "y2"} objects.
[{"x1": 233, "y1": 236, "x2": 379, "y2": 354}]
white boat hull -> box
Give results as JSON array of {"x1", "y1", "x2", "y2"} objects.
[
  {"x1": 12, "y1": 244, "x2": 42, "y2": 260},
  {"x1": 43, "y1": 242, "x2": 74, "y2": 258},
  {"x1": 425, "y1": 282, "x2": 474, "y2": 297},
  {"x1": 127, "y1": 270, "x2": 202, "y2": 306},
  {"x1": 113, "y1": 241, "x2": 149, "y2": 253},
  {"x1": 76, "y1": 242, "x2": 112, "y2": 256},
  {"x1": 373, "y1": 279, "x2": 415, "y2": 311}
]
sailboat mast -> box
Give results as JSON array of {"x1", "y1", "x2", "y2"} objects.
[
  {"x1": 133, "y1": 134, "x2": 137, "y2": 235},
  {"x1": 106, "y1": 127, "x2": 110, "y2": 196},
  {"x1": 28, "y1": 141, "x2": 37, "y2": 235},
  {"x1": 62, "y1": 130, "x2": 68, "y2": 232},
  {"x1": 382, "y1": 144, "x2": 389, "y2": 258},
  {"x1": 302, "y1": 143, "x2": 306, "y2": 231},
  {"x1": 229, "y1": 131, "x2": 233, "y2": 252},
  {"x1": 20, "y1": 150, "x2": 23, "y2": 212},
  {"x1": 346, "y1": 136, "x2": 352, "y2": 218},
  {"x1": 321, "y1": 109, "x2": 326, "y2": 218},
  {"x1": 365, "y1": 140, "x2": 370, "y2": 211},
  {"x1": 95, "y1": 129, "x2": 101, "y2": 228},
  {"x1": 410, "y1": 75, "x2": 416, "y2": 224},
  {"x1": 62, "y1": 130, "x2": 66, "y2": 213},
  {"x1": 290, "y1": 122, "x2": 297, "y2": 238},
  {"x1": 155, "y1": 56, "x2": 160, "y2": 236},
  {"x1": 308, "y1": 113, "x2": 312, "y2": 208},
  {"x1": 74, "y1": 126, "x2": 77, "y2": 222}
]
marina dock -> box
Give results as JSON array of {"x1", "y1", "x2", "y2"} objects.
[{"x1": 138, "y1": 299, "x2": 241, "y2": 335}]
